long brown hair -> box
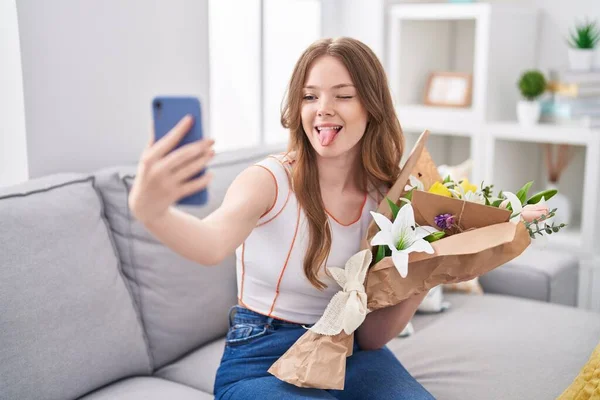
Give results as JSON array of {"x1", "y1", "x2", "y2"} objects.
[{"x1": 281, "y1": 37, "x2": 404, "y2": 290}]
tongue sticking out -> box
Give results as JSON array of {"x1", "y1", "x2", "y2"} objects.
[{"x1": 318, "y1": 128, "x2": 339, "y2": 146}]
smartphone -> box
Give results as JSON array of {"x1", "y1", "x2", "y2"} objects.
[{"x1": 152, "y1": 96, "x2": 208, "y2": 206}]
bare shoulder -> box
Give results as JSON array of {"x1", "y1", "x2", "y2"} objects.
[{"x1": 220, "y1": 162, "x2": 278, "y2": 219}]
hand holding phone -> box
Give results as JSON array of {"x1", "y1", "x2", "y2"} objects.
[
  {"x1": 128, "y1": 97, "x2": 214, "y2": 224},
  {"x1": 152, "y1": 96, "x2": 210, "y2": 206}
]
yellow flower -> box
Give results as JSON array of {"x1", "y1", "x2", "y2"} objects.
[
  {"x1": 428, "y1": 182, "x2": 452, "y2": 197},
  {"x1": 460, "y1": 178, "x2": 478, "y2": 195}
]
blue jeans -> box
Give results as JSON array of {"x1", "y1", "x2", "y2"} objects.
[{"x1": 214, "y1": 306, "x2": 435, "y2": 399}]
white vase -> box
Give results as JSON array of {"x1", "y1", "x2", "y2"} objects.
[
  {"x1": 545, "y1": 183, "x2": 571, "y2": 227},
  {"x1": 568, "y1": 48, "x2": 595, "y2": 71},
  {"x1": 517, "y1": 100, "x2": 541, "y2": 126}
]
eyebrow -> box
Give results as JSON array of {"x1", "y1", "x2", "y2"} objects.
[{"x1": 303, "y1": 83, "x2": 355, "y2": 90}]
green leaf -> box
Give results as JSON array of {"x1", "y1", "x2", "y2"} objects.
[
  {"x1": 375, "y1": 245, "x2": 386, "y2": 263},
  {"x1": 403, "y1": 188, "x2": 414, "y2": 202},
  {"x1": 492, "y1": 199, "x2": 504, "y2": 207},
  {"x1": 424, "y1": 231, "x2": 446, "y2": 243},
  {"x1": 443, "y1": 175, "x2": 452, "y2": 184},
  {"x1": 485, "y1": 196, "x2": 490, "y2": 206},
  {"x1": 386, "y1": 197, "x2": 401, "y2": 220},
  {"x1": 526, "y1": 189, "x2": 557, "y2": 204},
  {"x1": 516, "y1": 181, "x2": 533, "y2": 204}
]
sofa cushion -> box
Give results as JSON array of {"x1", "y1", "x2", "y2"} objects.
[
  {"x1": 94, "y1": 147, "x2": 280, "y2": 370},
  {"x1": 389, "y1": 293, "x2": 600, "y2": 400},
  {"x1": 78, "y1": 377, "x2": 212, "y2": 400},
  {"x1": 156, "y1": 294, "x2": 600, "y2": 399},
  {"x1": 0, "y1": 176, "x2": 151, "y2": 400},
  {"x1": 479, "y1": 246, "x2": 579, "y2": 306},
  {"x1": 155, "y1": 337, "x2": 226, "y2": 394}
]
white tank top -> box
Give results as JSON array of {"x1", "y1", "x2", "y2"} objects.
[{"x1": 235, "y1": 154, "x2": 382, "y2": 324}]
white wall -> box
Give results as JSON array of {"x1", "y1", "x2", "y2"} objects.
[
  {"x1": 6, "y1": 0, "x2": 599, "y2": 183},
  {"x1": 528, "y1": 0, "x2": 600, "y2": 70},
  {"x1": 327, "y1": 0, "x2": 386, "y2": 60},
  {"x1": 0, "y1": 0, "x2": 28, "y2": 187},
  {"x1": 16, "y1": 0, "x2": 210, "y2": 178}
]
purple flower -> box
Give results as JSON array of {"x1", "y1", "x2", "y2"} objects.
[{"x1": 434, "y1": 213, "x2": 455, "y2": 230}]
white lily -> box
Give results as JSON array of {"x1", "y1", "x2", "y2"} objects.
[
  {"x1": 404, "y1": 175, "x2": 425, "y2": 192},
  {"x1": 499, "y1": 191, "x2": 523, "y2": 223},
  {"x1": 370, "y1": 204, "x2": 436, "y2": 278}
]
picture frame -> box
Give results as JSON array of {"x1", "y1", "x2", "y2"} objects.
[{"x1": 423, "y1": 72, "x2": 473, "y2": 108}]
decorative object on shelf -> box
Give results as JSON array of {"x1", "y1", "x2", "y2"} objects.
[
  {"x1": 423, "y1": 72, "x2": 472, "y2": 108},
  {"x1": 542, "y1": 69, "x2": 600, "y2": 128},
  {"x1": 517, "y1": 69, "x2": 547, "y2": 126},
  {"x1": 544, "y1": 144, "x2": 573, "y2": 226},
  {"x1": 566, "y1": 18, "x2": 599, "y2": 71}
]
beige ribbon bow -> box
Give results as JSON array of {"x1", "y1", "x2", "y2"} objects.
[{"x1": 309, "y1": 249, "x2": 372, "y2": 336}]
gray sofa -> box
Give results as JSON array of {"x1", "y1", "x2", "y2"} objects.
[{"x1": 2, "y1": 147, "x2": 599, "y2": 400}]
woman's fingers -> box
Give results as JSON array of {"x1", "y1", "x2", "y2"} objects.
[
  {"x1": 179, "y1": 171, "x2": 214, "y2": 198},
  {"x1": 145, "y1": 115, "x2": 194, "y2": 163},
  {"x1": 173, "y1": 149, "x2": 215, "y2": 183},
  {"x1": 159, "y1": 138, "x2": 214, "y2": 173}
]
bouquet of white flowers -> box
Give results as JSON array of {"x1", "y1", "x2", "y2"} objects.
[{"x1": 269, "y1": 130, "x2": 565, "y2": 390}]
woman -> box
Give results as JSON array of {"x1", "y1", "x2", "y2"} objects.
[{"x1": 129, "y1": 37, "x2": 435, "y2": 399}]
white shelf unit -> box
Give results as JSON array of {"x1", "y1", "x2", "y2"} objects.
[
  {"x1": 388, "y1": 2, "x2": 540, "y2": 187},
  {"x1": 385, "y1": 3, "x2": 600, "y2": 310},
  {"x1": 388, "y1": 3, "x2": 539, "y2": 126},
  {"x1": 483, "y1": 122, "x2": 600, "y2": 256}
]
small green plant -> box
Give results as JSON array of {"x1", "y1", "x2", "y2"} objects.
[
  {"x1": 567, "y1": 19, "x2": 600, "y2": 49},
  {"x1": 517, "y1": 70, "x2": 546, "y2": 101}
]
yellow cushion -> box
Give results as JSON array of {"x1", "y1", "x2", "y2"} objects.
[{"x1": 557, "y1": 341, "x2": 600, "y2": 399}]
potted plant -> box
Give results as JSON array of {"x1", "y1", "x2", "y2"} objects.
[
  {"x1": 516, "y1": 70, "x2": 546, "y2": 126},
  {"x1": 567, "y1": 19, "x2": 599, "y2": 71}
]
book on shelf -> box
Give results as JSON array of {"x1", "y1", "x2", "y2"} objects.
[
  {"x1": 547, "y1": 82, "x2": 600, "y2": 97},
  {"x1": 541, "y1": 97, "x2": 600, "y2": 116},
  {"x1": 549, "y1": 69, "x2": 600, "y2": 85},
  {"x1": 541, "y1": 96, "x2": 600, "y2": 129},
  {"x1": 539, "y1": 113, "x2": 600, "y2": 129},
  {"x1": 547, "y1": 69, "x2": 600, "y2": 97}
]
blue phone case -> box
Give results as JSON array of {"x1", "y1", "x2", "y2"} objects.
[{"x1": 152, "y1": 96, "x2": 208, "y2": 206}]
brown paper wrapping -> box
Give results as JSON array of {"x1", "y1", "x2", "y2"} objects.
[
  {"x1": 410, "y1": 147, "x2": 443, "y2": 190},
  {"x1": 366, "y1": 221, "x2": 530, "y2": 310},
  {"x1": 411, "y1": 190, "x2": 511, "y2": 230},
  {"x1": 268, "y1": 130, "x2": 532, "y2": 390},
  {"x1": 268, "y1": 331, "x2": 354, "y2": 389}
]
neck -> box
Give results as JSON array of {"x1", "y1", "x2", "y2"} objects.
[{"x1": 316, "y1": 149, "x2": 364, "y2": 194}]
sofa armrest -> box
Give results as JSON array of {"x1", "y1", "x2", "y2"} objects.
[{"x1": 478, "y1": 246, "x2": 579, "y2": 306}]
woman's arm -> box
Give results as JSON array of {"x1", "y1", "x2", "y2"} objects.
[
  {"x1": 356, "y1": 290, "x2": 428, "y2": 351},
  {"x1": 128, "y1": 115, "x2": 276, "y2": 266},
  {"x1": 140, "y1": 167, "x2": 275, "y2": 266}
]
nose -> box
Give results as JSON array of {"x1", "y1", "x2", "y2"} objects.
[{"x1": 317, "y1": 96, "x2": 335, "y2": 117}]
